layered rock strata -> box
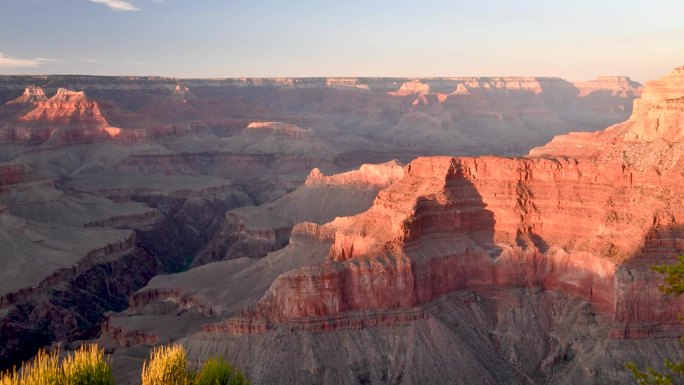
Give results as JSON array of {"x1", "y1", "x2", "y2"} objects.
[
  {"x1": 212, "y1": 69, "x2": 683, "y2": 336},
  {"x1": 208, "y1": 154, "x2": 684, "y2": 337},
  {"x1": 196, "y1": 161, "x2": 404, "y2": 263},
  {"x1": 574, "y1": 76, "x2": 642, "y2": 98}
]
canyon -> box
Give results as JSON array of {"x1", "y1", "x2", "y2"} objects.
[{"x1": 0, "y1": 70, "x2": 680, "y2": 384}]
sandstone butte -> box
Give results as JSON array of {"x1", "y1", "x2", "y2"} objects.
[
  {"x1": 10, "y1": 87, "x2": 123, "y2": 142},
  {"x1": 200, "y1": 66, "x2": 684, "y2": 340}
]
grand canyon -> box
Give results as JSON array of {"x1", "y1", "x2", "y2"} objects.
[{"x1": 0, "y1": 64, "x2": 682, "y2": 384}]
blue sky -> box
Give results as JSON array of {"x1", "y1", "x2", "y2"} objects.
[{"x1": 0, "y1": 0, "x2": 683, "y2": 82}]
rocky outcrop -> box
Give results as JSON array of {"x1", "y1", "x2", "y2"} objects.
[
  {"x1": 626, "y1": 67, "x2": 684, "y2": 142},
  {"x1": 5, "y1": 86, "x2": 47, "y2": 106},
  {"x1": 0, "y1": 70, "x2": 667, "y2": 383},
  {"x1": 388, "y1": 80, "x2": 447, "y2": 105},
  {"x1": 19, "y1": 88, "x2": 109, "y2": 127},
  {"x1": 575, "y1": 76, "x2": 642, "y2": 98},
  {"x1": 207, "y1": 154, "x2": 683, "y2": 338},
  {"x1": 532, "y1": 67, "x2": 684, "y2": 170},
  {"x1": 196, "y1": 161, "x2": 404, "y2": 264},
  {"x1": 388, "y1": 80, "x2": 432, "y2": 97},
  {"x1": 0, "y1": 164, "x2": 40, "y2": 187},
  {"x1": 7, "y1": 88, "x2": 123, "y2": 143},
  {"x1": 304, "y1": 160, "x2": 404, "y2": 187},
  {"x1": 201, "y1": 68, "x2": 684, "y2": 345},
  {"x1": 450, "y1": 77, "x2": 546, "y2": 95}
]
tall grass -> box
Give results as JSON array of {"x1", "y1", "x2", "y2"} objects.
[
  {"x1": 141, "y1": 345, "x2": 249, "y2": 385},
  {"x1": 141, "y1": 345, "x2": 189, "y2": 385},
  {"x1": 1, "y1": 343, "x2": 248, "y2": 385},
  {"x1": 0, "y1": 344, "x2": 113, "y2": 385},
  {"x1": 60, "y1": 345, "x2": 114, "y2": 385}
]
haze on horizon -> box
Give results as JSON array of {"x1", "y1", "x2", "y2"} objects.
[{"x1": 1, "y1": 0, "x2": 683, "y2": 83}]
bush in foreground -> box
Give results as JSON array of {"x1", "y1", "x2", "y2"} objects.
[
  {"x1": 2, "y1": 343, "x2": 247, "y2": 385},
  {"x1": 141, "y1": 345, "x2": 189, "y2": 385},
  {"x1": 142, "y1": 345, "x2": 249, "y2": 385},
  {"x1": 0, "y1": 344, "x2": 113, "y2": 385},
  {"x1": 193, "y1": 357, "x2": 248, "y2": 385}
]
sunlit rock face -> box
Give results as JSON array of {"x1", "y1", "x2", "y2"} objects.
[
  {"x1": 626, "y1": 67, "x2": 684, "y2": 142},
  {"x1": 98, "y1": 68, "x2": 684, "y2": 385},
  {"x1": 531, "y1": 67, "x2": 684, "y2": 172},
  {"x1": 210, "y1": 153, "x2": 684, "y2": 337},
  {"x1": 0, "y1": 71, "x2": 667, "y2": 383},
  {"x1": 19, "y1": 88, "x2": 109, "y2": 126},
  {"x1": 2, "y1": 88, "x2": 123, "y2": 143},
  {"x1": 194, "y1": 161, "x2": 405, "y2": 264},
  {"x1": 5, "y1": 86, "x2": 47, "y2": 106}
]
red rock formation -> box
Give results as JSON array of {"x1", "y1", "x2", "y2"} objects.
[
  {"x1": 531, "y1": 67, "x2": 684, "y2": 169},
  {"x1": 20, "y1": 88, "x2": 109, "y2": 127},
  {"x1": 388, "y1": 80, "x2": 447, "y2": 105},
  {"x1": 5, "y1": 86, "x2": 47, "y2": 106},
  {"x1": 207, "y1": 67, "x2": 684, "y2": 339},
  {"x1": 0, "y1": 164, "x2": 40, "y2": 188},
  {"x1": 11, "y1": 88, "x2": 123, "y2": 143},
  {"x1": 626, "y1": 67, "x2": 684, "y2": 142}
]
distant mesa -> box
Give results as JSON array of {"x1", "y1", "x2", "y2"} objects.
[
  {"x1": 449, "y1": 77, "x2": 545, "y2": 95},
  {"x1": 244, "y1": 121, "x2": 314, "y2": 138},
  {"x1": 388, "y1": 77, "x2": 556, "y2": 105},
  {"x1": 574, "y1": 76, "x2": 642, "y2": 98},
  {"x1": 388, "y1": 79, "x2": 432, "y2": 97},
  {"x1": 13, "y1": 87, "x2": 124, "y2": 141},
  {"x1": 324, "y1": 77, "x2": 370, "y2": 90},
  {"x1": 388, "y1": 80, "x2": 447, "y2": 105},
  {"x1": 19, "y1": 88, "x2": 107, "y2": 125},
  {"x1": 5, "y1": 85, "x2": 47, "y2": 106}
]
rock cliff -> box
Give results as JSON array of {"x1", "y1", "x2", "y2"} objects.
[
  {"x1": 531, "y1": 67, "x2": 684, "y2": 168},
  {"x1": 574, "y1": 76, "x2": 642, "y2": 98},
  {"x1": 0, "y1": 70, "x2": 665, "y2": 383},
  {"x1": 103, "y1": 67, "x2": 684, "y2": 384},
  {"x1": 209, "y1": 154, "x2": 684, "y2": 338},
  {"x1": 195, "y1": 161, "x2": 404, "y2": 264}
]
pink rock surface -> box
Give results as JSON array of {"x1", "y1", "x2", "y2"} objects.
[
  {"x1": 208, "y1": 68, "x2": 684, "y2": 339},
  {"x1": 574, "y1": 76, "x2": 642, "y2": 98}
]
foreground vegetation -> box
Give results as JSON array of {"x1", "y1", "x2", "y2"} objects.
[
  {"x1": 0, "y1": 345, "x2": 113, "y2": 385},
  {"x1": 1, "y1": 344, "x2": 247, "y2": 385}
]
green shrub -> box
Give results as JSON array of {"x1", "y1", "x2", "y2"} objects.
[
  {"x1": 141, "y1": 344, "x2": 189, "y2": 385},
  {"x1": 0, "y1": 344, "x2": 113, "y2": 385},
  {"x1": 193, "y1": 357, "x2": 248, "y2": 385},
  {"x1": 60, "y1": 345, "x2": 114, "y2": 385}
]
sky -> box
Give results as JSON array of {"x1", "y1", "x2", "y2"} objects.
[{"x1": 0, "y1": 0, "x2": 683, "y2": 83}]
